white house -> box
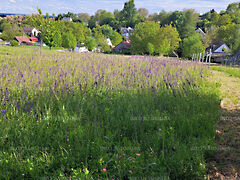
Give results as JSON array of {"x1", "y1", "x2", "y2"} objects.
[
  {"x1": 74, "y1": 47, "x2": 89, "y2": 53},
  {"x1": 107, "y1": 38, "x2": 112, "y2": 47},
  {"x1": 206, "y1": 41, "x2": 230, "y2": 53},
  {"x1": 62, "y1": 17, "x2": 73, "y2": 21},
  {"x1": 121, "y1": 27, "x2": 134, "y2": 38},
  {"x1": 23, "y1": 27, "x2": 40, "y2": 37}
]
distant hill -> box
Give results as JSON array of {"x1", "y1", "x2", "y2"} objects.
[
  {"x1": 0, "y1": 13, "x2": 52, "y2": 18},
  {"x1": 0, "y1": 13, "x2": 26, "y2": 17}
]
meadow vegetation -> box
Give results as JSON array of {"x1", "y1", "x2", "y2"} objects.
[
  {"x1": 0, "y1": 46, "x2": 220, "y2": 179},
  {"x1": 211, "y1": 65, "x2": 240, "y2": 79}
]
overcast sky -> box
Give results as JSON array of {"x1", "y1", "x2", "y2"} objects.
[{"x1": 0, "y1": 0, "x2": 238, "y2": 15}]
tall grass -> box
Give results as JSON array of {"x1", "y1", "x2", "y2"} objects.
[{"x1": 0, "y1": 47, "x2": 220, "y2": 179}]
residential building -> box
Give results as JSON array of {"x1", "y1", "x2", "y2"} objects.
[{"x1": 23, "y1": 27, "x2": 39, "y2": 37}]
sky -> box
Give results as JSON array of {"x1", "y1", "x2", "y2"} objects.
[{"x1": 0, "y1": 0, "x2": 238, "y2": 15}]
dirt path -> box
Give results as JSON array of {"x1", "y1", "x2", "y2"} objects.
[{"x1": 207, "y1": 70, "x2": 240, "y2": 180}]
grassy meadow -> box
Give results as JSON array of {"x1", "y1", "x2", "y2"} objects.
[
  {"x1": 0, "y1": 46, "x2": 220, "y2": 179},
  {"x1": 211, "y1": 65, "x2": 240, "y2": 79}
]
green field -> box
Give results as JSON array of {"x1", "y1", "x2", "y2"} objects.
[
  {"x1": 211, "y1": 65, "x2": 240, "y2": 79},
  {"x1": 0, "y1": 46, "x2": 221, "y2": 179}
]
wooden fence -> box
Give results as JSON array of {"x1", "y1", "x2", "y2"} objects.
[{"x1": 192, "y1": 49, "x2": 212, "y2": 64}]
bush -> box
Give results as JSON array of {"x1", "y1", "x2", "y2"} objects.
[{"x1": 10, "y1": 40, "x2": 19, "y2": 46}]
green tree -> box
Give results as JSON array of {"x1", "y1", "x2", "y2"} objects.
[
  {"x1": 110, "y1": 31, "x2": 122, "y2": 46},
  {"x1": 25, "y1": 8, "x2": 45, "y2": 30},
  {"x1": 216, "y1": 23, "x2": 240, "y2": 52},
  {"x1": 160, "y1": 24, "x2": 181, "y2": 53},
  {"x1": 120, "y1": 0, "x2": 139, "y2": 27},
  {"x1": 217, "y1": 14, "x2": 232, "y2": 26},
  {"x1": 88, "y1": 16, "x2": 96, "y2": 29},
  {"x1": 52, "y1": 31, "x2": 62, "y2": 47},
  {"x1": 52, "y1": 13, "x2": 56, "y2": 20},
  {"x1": 94, "y1": 30, "x2": 110, "y2": 52},
  {"x1": 41, "y1": 20, "x2": 61, "y2": 49},
  {"x1": 10, "y1": 40, "x2": 19, "y2": 46},
  {"x1": 147, "y1": 42, "x2": 154, "y2": 55},
  {"x1": 78, "y1": 13, "x2": 90, "y2": 23},
  {"x1": 62, "y1": 32, "x2": 77, "y2": 50},
  {"x1": 226, "y1": 2, "x2": 240, "y2": 24},
  {"x1": 130, "y1": 21, "x2": 160, "y2": 54},
  {"x1": 182, "y1": 33, "x2": 205, "y2": 58},
  {"x1": 85, "y1": 37, "x2": 97, "y2": 51},
  {"x1": 138, "y1": 8, "x2": 149, "y2": 21},
  {"x1": 179, "y1": 9, "x2": 198, "y2": 39},
  {"x1": 130, "y1": 21, "x2": 180, "y2": 55},
  {"x1": 0, "y1": 22, "x2": 23, "y2": 41}
]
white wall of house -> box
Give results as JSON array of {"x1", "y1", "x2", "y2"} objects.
[
  {"x1": 107, "y1": 38, "x2": 112, "y2": 47},
  {"x1": 75, "y1": 47, "x2": 89, "y2": 53},
  {"x1": 32, "y1": 28, "x2": 39, "y2": 36},
  {"x1": 214, "y1": 44, "x2": 230, "y2": 53}
]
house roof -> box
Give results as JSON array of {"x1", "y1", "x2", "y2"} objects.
[
  {"x1": 23, "y1": 27, "x2": 37, "y2": 33},
  {"x1": 15, "y1": 36, "x2": 30, "y2": 43},
  {"x1": 114, "y1": 40, "x2": 131, "y2": 51},
  {"x1": 196, "y1": 28, "x2": 205, "y2": 36},
  {"x1": 29, "y1": 36, "x2": 38, "y2": 41},
  {"x1": 206, "y1": 41, "x2": 228, "y2": 52},
  {"x1": 122, "y1": 40, "x2": 131, "y2": 48}
]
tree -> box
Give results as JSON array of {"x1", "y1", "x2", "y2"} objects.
[
  {"x1": 94, "y1": 25, "x2": 122, "y2": 46},
  {"x1": 88, "y1": 16, "x2": 96, "y2": 29},
  {"x1": 217, "y1": 14, "x2": 232, "y2": 26},
  {"x1": 179, "y1": 9, "x2": 198, "y2": 39},
  {"x1": 52, "y1": 13, "x2": 56, "y2": 20},
  {"x1": 130, "y1": 21, "x2": 180, "y2": 55},
  {"x1": 52, "y1": 31, "x2": 62, "y2": 47},
  {"x1": 78, "y1": 13, "x2": 90, "y2": 23},
  {"x1": 85, "y1": 37, "x2": 97, "y2": 51},
  {"x1": 130, "y1": 21, "x2": 160, "y2": 54},
  {"x1": 138, "y1": 8, "x2": 149, "y2": 21},
  {"x1": 160, "y1": 24, "x2": 181, "y2": 53},
  {"x1": 62, "y1": 32, "x2": 77, "y2": 50},
  {"x1": 10, "y1": 40, "x2": 19, "y2": 46},
  {"x1": 110, "y1": 31, "x2": 122, "y2": 46},
  {"x1": 147, "y1": 42, "x2": 154, "y2": 55},
  {"x1": 0, "y1": 22, "x2": 23, "y2": 41},
  {"x1": 41, "y1": 20, "x2": 61, "y2": 49},
  {"x1": 94, "y1": 29, "x2": 110, "y2": 52},
  {"x1": 182, "y1": 32, "x2": 205, "y2": 58},
  {"x1": 120, "y1": 0, "x2": 139, "y2": 27},
  {"x1": 226, "y1": 2, "x2": 240, "y2": 24},
  {"x1": 216, "y1": 23, "x2": 240, "y2": 52}
]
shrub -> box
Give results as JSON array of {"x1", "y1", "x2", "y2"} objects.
[{"x1": 10, "y1": 40, "x2": 19, "y2": 46}]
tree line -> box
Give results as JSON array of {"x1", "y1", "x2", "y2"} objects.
[{"x1": 0, "y1": 0, "x2": 239, "y2": 57}]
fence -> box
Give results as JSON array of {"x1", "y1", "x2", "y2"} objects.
[{"x1": 192, "y1": 49, "x2": 212, "y2": 64}]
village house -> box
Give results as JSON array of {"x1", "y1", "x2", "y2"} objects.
[
  {"x1": 23, "y1": 27, "x2": 40, "y2": 37},
  {"x1": 107, "y1": 38, "x2": 113, "y2": 48},
  {"x1": 15, "y1": 36, "x2": 33, "y2": 45},
  {"x1": 114, "y1": 39, "x2": 131, "y2": 53},
  {"x1": 121, "y1": 27, "x2": 134, "y2": 38},
  {"x1": 206, "y1": 41, "x2": 231, "y2": 63},
  {"x1": 206, "y1": 41, "x2": 230, "y2": 53},
  {"x1": 62, "y1": 17, "x2": 73, "y2": 21},
  {"x1": 29, "y1": 36, "x2": 38, "y2": 42}
]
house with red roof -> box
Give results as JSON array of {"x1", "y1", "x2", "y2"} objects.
[
  {"x1": 15, "y1": 36, "x2": 33, "y2": 45},
  {"x1": 114, "y1": 40, "x2": 131, "y2": 53},
  {"x1": 29, "y1": 36, "x2": 38, "y2": 42}
]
